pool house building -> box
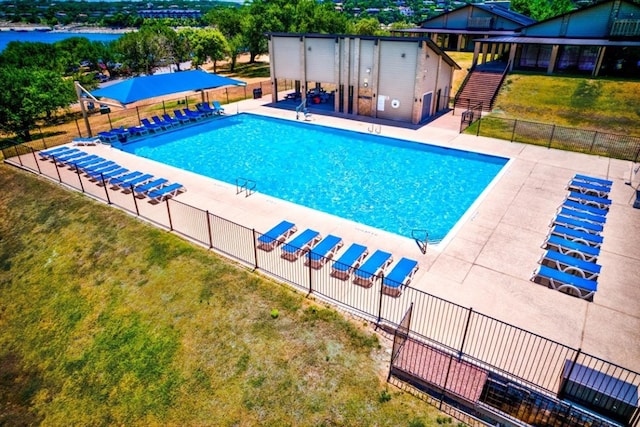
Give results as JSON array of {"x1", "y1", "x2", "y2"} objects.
[{"x1": 267, "y1": 33, "x2": 460, "y2": 125}]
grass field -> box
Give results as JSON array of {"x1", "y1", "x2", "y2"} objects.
[{"x1": 0, "y1": 165, "x2": 448, "y2": 426}]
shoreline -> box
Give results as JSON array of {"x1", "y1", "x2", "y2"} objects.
[{"x1": 0, "y1": 22, "x2": 134, "y2": 34}]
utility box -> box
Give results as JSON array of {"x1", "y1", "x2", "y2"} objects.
[
  {"x1": 253, "y1": 88, "x2": 262, "y2": 99},
  {"x1": 559, "y1": 360, "x2": 639, "y2": 425}
]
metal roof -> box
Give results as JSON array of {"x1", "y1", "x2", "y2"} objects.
[
  {"x1": 474, "y1": 3, "x2": 536, "y2": 26},
  {"x1": 479, "y1": 36, "x2": 640, "y2": 46}
]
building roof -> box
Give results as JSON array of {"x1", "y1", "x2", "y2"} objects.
[
  {"x1": 481, "y1": 35, "x2": 640, "y2": 46},
  {"x1": 474, "y1": 3, "x2": 537, "y2": 26}
]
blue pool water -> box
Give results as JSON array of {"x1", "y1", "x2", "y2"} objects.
[{"x1": 117, "y1": 114, "x2": 508, "y2": 241}]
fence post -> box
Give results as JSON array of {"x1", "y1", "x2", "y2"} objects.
[
  {"x1": 75, "y1": 118, "x2": 82, "y2": 138},
  {"x1": 558, "y1": 348, "x2": 582, "y2": 399},
  {"x1": 75, "y1": 165, "x2": 85, "y2": 193},
  {"x1": 13, "y1": 145, "x2": 24, "y2": 167},
  {"x1": 511, "y1": 119, "x2": 517, "y2": 142},
  {"x1": 38, "y1": 126, "x2": 46, "y2": 147},
  {"x1": 458, "y1": 307, "x2": 473, "y2": 360},
  {"x1": 31, "y1": 148, "x2": 41, "y2": 174},
  {"x1": 131, "y1": 185, "x2": 139, "y2": 216},
  {"x1": 308, "y1": 256, "x2": 313, "y2": 295},
  {"x1": 590, "y1": 131, "x2": 598, "y2": 153},
  {"x1": 102, "y1": 174, "x2": 111, "y2": 204},
  {"x1": 252, "y1": 229, "x2": 259, "y2": 270},
  {"x1": 548, "y1": 124, "x2": 556, "y2": 149},
  {"x1": 107, "y1": 112, "x2": 113, "y2": 129},
  {"x1": 166, "y1": 199, "x2": 172, "y2": 230},
  {"x1": 162, "y1": 100, "x2": 167, "y2": 116},
  {"x1": 205, "y1": 210, "x2": 213, "y2": 249},
  {"x1": 634, "y1": 144, "x2": 640, "y2": 163},
  {"x1": 376, "y1": 274, "x2": 385, "y2": 326},
  {"x1": 53, "y1": 160, "x2": 62, "y2": 183},
  {"x1": 476, "y1": 115, "x2": 481, "y2": 137},
  {"x1": 227, "y1": 88, "x2": 231, "y2": 104}
]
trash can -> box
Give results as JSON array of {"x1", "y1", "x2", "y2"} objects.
[
  {"x1": 253, "y1": 88, "x2": 262, "y2": 99},
  {"x1": 99, "y1": 105, "x2": 111, "y2": 114}
]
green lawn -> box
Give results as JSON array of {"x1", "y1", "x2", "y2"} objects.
[
  {"x1": 0, "y1": 165, "x2": 445, "y2": 426},
  {"x1": 492, "y1": 73, "x2": 640, "y2": 136}
]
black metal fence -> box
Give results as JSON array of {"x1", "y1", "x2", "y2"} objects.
[
  {"x1": 4, "y1": 145, "x2": 640, "y2": 427},
  {"x1": 459, "y1": 102, "x2": 484, "y2": 133},
  {"x1": 468, "y1": 116, "x2": 640, "y2": 162}
]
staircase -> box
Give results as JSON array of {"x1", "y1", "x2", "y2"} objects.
[{"x1": 454, "y1": 63, "x2": 508, "y2": 112}]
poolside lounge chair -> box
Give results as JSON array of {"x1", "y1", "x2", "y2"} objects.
[
  {"x1": 86, "y1": 164, "x2": 124, "y2": 180},
  {"x1": 152, "y1": 115, "x2": 174, "y2": 129},
  {"x1": 539, "y1": 249, "x2": 601, "y2": 280},
  {"x1": 566, "y1": 192, "x2": 612, "y2": 210},
  {"x1": 330, "y1": 243, "x2": 368, "y2": 280},
  {"x1": 196, "y1": 102, "x2": 216, "y2": 116},
  {"x1": 127, "y1": 125, "x2": 149, "y2": 137},
  {"x1": 51, "y1": 150, "x2": 87, "y2": 164},
  {"x1": 97, "y1": 130, "x2": 123, "y2": 143},
  {"x1": 133, "y1": 178, "x2": 169, "y2": 198},
  {"x1": 353, "y1": 250, "x2": 393, "y2": 288},
  {"x1": 80, "y1": 160, "x2": 115, "y2": 173},
  {"x1": 552, "y1": 214, "x2": 603, "y2": 235},
  {"x1": 147, "y1": 183, "x2": 186, "y2": 203},
  {"x1": 549, "y1": 225, "x2": 603, "y2": 248},
  {"x1": 531, "y1": 265, "x2": 598, "y2": 301},
  {"x1": 183, "y1": 108, "x2": 204, "y2": 121},
  {"x1": 72, "y1": 136, "x2": 101, "y2": 146},
  {"x1": 285, "y1": 92, "x2": 301, "y2": 101},
  {"x1": 557, "y1": 206, "x2": 606, "y2": 225},
  {"x1": 305, "y1": 234, "x2": 343, "y2": 269},
  {"x1": 543, "y1": 234, "x2": 600, "y2": 263},
  {"x1": 107, "y1": 171, "x2": 143, "y2": 187},
  {"x1": 141, "y1": 118, "x2": 163, "y2": 132},
  {"x1": 382, "y1": 258, "x2": 419, "y2": 297},
  {"x1": 167, "y1": 112, "x2": 189, "y2": 125},
  {"x1": 39, "y1": 146, "x2": 73, "y2": 160},
  {"x1": 66, "y1": 154, "x2": 102, "y2": 169},
  {"x1": 115, "y1": 173, "x2": 154, "y2": 191},
  {"x1": 281, "y1": 229, "x2": 322, "y2": 261},
  {"x1": 212, "y1": 101, "x2": 225, "y2": 114},
  {"x1": 574, "y1": 174, "x2": 613, "y2": 188},
  {"x1": 562, "y1": 200, "x2": 608, "y2": 217},
  {"x1": 256, "y1": 220, "x2": 297, "y2": 252},
  {"x1": 567, "y1": 179, "x2": 610, "y2": 199}
]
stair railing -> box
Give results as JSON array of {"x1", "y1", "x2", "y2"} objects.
[{"x1": 488, "y1": 60, "x2": 511, "y2": 111}]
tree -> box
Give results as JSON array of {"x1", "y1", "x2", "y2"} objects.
[
  {"x1": 0, "y1": 66, "x2": 75, "y2": 142},
  {"x1": 188, "y1": 28, "x2": 229, "y2": 73},
  {"x1": 114, "y1": 22, "x2": 178, "y2": 75},
  {"x1": 510, "y1": 0, "x2": 574, "y2": 21},
  {"x1": 350, "y1": 17, "x2": 386, "y2": 36}
]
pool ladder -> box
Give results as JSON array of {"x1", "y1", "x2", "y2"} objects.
[
  {"x1": 236, "y1": 177, "x2": 256, "y2": 197},
  {"x1": 368, "y1": 124, "x2": 381, "y2": 134},
  {"x1": 411, "y1": 229, "x2": 428, "y2": 254}
]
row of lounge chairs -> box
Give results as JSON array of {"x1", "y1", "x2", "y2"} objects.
[
  {"x1": 97, "y1": 101, "x2": 225, "y2": 143},
  {"x1": 256, "y1": 220, "x2": 420, "y2": 297},
  {"x1": 531, "y1": 174, "x2": 613, "y2": 301},
  {"x1": 37, "y1": 146, "x2": 186, "y2": 203}
]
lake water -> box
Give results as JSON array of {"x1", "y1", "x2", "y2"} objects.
[{"x1": 0, "y1": 31, "x2": 121, "y2": 52}]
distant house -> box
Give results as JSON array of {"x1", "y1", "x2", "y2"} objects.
[
  {"x1": 393, "y1": 3, "x2": 535, "y2": 51},
  {"x1": 268, "y1": 33, "x2": 460, "y2": 124},
  {"x1": 474, "y1": 0, "x2": 640, "y2": 77}
]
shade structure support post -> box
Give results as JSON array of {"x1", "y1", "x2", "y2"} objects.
[{"x1": 75, "y1": 80, "x2": 93, "y2": 137}]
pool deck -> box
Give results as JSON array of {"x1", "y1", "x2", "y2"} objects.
[{"x1": 24, "y1": 96, "x2": 640, "y2": 374}]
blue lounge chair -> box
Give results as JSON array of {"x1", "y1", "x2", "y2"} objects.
[
  {"x1": 66, "y1": 154, "x2": 101, "y2": 168},
  {"x1": 39, "y1": 146, "x2": 73, "y2": 159},
  {"x1": 353, "y1": 250, "x2": 393, "y2": 288},
  {"x1": 133, "y1": 178, "x2": 169, "y2": 198},
  {"x1": 305, "y1": 234, "x2": 343, "y2": 269},
  {"x1": 52, "y1": 150, "x2": 88, "y2": 164},
  {"x1": 539, "y1": 249, "x2": 601, "y2": 280},
  {"x1": 81, "y1": 160, "x2": 116, "y2": 173},
  {"x1": 212, "y1": 101, "x2": 225, "y2": 114},
  {"x1": 567, "y1": 179, "x2": 610, "y2": 199},
  {"x1": 183, "y1": 108, "x2": 204, "y2": 121},
  {"x1": 257, "y1": 220, "x2": 297, "y2": 252},
  {"x1": 281, "y1": 229, "x2": 322, "y2": 261},
  {"x1": 115, "y1": 173, "x2": 154, "y2": 191},
  {"x1": 127, "y1": 125, "x2": 149, "y2": 137},
  {"x1": 574, "y1": 174, "x2": 613, "y2": 188},
  {"x1": 552, "y1": 214, "x2": 603, "y2": 234},
  {"x1": 97, "y1": 130, "x2": 122, "y2": 143},
  {"x1": 196, "y1": 102, "x2": 216, "y2": 116},
  {"x1": 152, "y1": 115, "x2": 174, "y2": 129},
  {"x1": 107, "y1": 171, "x2": 143, "y2": 187},
  {"x1": 141, "y1": 118, "x2": 163, "y2": 132},
  {"x1": 72, "y1": 136, "x2": 101, "y2": 146},
  {"x1": 382, "y1": 258, "x2": 419, "y2": 297},
  {"x1": 168, "y1": 112, "x2": 189, "y2": 125},
  {"x1": 557, "y1": 207, "x2": 606, "y2": 225},
  {"x1": 331, "y1": 243, "x2": 368, "y2": 280},
  {"x1": 86, "y1": 164, "x2": 123, "y2": 180},
  {"x1": 566, "y1": 192, "x2": 611, "y2": 210},
  {"x1": 531, "y1": 265, "x2": 598, "y2": 301},
  {"x1": 147, "y1": 183, "x2": 186, "y2": 203},
  {"x1": 549, "y1": 225, "x2": 603, "y2": 248},
  {"x1": 562, "y1": 200, "x2": 608, "y2": 217},
  {"x1": 92, "y1": 167, "x2": 130, "y2": 184},
  {"x1": 543, "y1": 234, "x2": 600, "y2": 263}
]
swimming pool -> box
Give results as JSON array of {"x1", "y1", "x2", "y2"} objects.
[{"x1": 116, "y1": 114, "x2": 508, "y2": 241}]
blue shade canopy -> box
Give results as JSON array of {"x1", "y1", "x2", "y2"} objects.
[{"x1": 91, "y1": 70, "x2": 246, "y2": 104}]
